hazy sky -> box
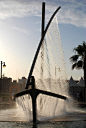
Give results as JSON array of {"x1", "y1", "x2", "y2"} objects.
[{"x1": 0, "y1": 0, "x2": 86, "y2": 81}]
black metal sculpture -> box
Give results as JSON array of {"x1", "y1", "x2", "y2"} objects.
[
  {"x1": 13, "y1": 2, "x2": 67, "y2": 123},
  {"x1": 13, "y1": 76, "x2": 66, "y2": 123}
]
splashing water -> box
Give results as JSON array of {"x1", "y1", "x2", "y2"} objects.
[{"x1": 16, "y1": 16, "x2": 73, "y2": 121}]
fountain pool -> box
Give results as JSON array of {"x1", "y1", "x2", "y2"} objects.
[
  {"x1": 0, "y1": 100, "x2": 86, "y2": 128},
  {"x1": 0, "y1": 104, "x2": 86, "y2": 128},
  {"x1": 0, "y1": 121, "x2": 86, "y2": 128}
]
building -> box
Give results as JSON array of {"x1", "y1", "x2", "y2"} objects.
[
  {"x1": 18, "y1": 77, "x2": 27, "y2": 91},
  {"x1": 68, "y1": 76, "x2": 85, "y2": 101},
  {"x1": 0, "y1": 76, "x2": 26, "y2": 103},
  {"x1": 0, "y1": 77, "x2": 12, "y2": 102},
  {"x1": 18, "y1": 77, "x2": 27, "y2": 84}
]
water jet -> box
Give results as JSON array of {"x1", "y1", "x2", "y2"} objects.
[{"x1": 13, "y1": 2, "x2": 67, "y2": 123}]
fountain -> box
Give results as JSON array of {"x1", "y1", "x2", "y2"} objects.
[
  {"x1": 12, "y1": 2, "x2": 67, "y2": 123},
  {"x1": 0, "y1": 2, "x2": 86, "y2": 128}
]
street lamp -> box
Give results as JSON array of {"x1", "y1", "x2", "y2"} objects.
[
  {"x1": 55, "y1": 67, "x2": 61, "y2": 79},
  {"x1": 1, "y1": 61, "x2": 6, "y2": 79}
]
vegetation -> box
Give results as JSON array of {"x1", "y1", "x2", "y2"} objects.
[{"x1": 70, "y1": 41, "x2": 86, "y2": 88}]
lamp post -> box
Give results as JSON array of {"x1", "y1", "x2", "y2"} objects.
[
  {"x1": 55, "y1": 66, "x2": 61, "y2": 79},
  {"x1": 55, "y1": 67, "x2": 61, "y2": 86},
  {"x1": 1, "y1": 61, "x2": 6, "y2": 79}
]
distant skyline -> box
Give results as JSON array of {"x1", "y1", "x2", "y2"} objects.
[{"x1": 0, "y1": 0, "x2": 86, "y2": 81}]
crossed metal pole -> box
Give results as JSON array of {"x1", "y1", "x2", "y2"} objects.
[{"x1": 13, "y1": 76, "x2": 66, "y2": 123}]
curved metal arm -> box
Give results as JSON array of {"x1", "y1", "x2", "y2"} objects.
[
  {"x1": 25, "y1": 6, "x2": 61, "y2": 89},
  {"x1": 13, "y1": 88, "x2": 66, "y2": 100}
]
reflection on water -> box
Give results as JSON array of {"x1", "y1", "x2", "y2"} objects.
[
  {"x1": 0, "y1": 103, "x2": 86, "y2": 128},
  {"x1": 0, "y1": 121, "x2": 86, "y2": 128},
  {"x1": 0, "y1": 103, "x2": 30, "y2": 121}
]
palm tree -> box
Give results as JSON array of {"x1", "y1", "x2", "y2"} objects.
[{"x1": 70, "y1": 41, "x2": 86, "y2": 101}]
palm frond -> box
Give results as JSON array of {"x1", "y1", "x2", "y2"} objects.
[
  {"x1": 72, "y1": 60, "x2": 83, "y2": 70},
  {"x1": 73, "y1": 45, "x2": 84, "y2": 56},
  {"x1": 70, "y1": 55, "x2": 79, "y2": 62},
  {"x1": 82, "y1": 41, "x2": 86, "y2": 53},
  {"x1": 76, "y1": 60, "x2": 83, "y2": 69},
  {"x1": 82, "y1": 41, "x2": 86, "y2": 47},
  {"x1": 70, "y1": 41, "x2": 86, "y2": 71},
  {"x1": 72, "y1": 63, "x2": 77, "y2": 70}
]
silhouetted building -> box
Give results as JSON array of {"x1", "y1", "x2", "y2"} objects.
[
  {"x1": 0, "y1": 77, "x2": 12, "y2": 102},
  {"x1": 68, "y1": 76, "x2": 85, "y2": 101},
  {"x1": 0, "y1": 76, "x2": 26, "y2": 103},
  {"x1": 18, "y1": 77, "x2": 27, "y2": 84}
]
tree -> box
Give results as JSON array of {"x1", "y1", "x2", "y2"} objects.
[{"x1": 70, "y1": 41, "x2": 86, "y2": 101}]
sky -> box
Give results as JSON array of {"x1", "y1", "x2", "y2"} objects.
[{"x1": 0, "y1": 0, "x2": 86, "y2": 81}]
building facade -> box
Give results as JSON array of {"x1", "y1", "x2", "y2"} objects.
[{"x1": 0, "y1": 77, "x2": 26, "y2": 103}]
